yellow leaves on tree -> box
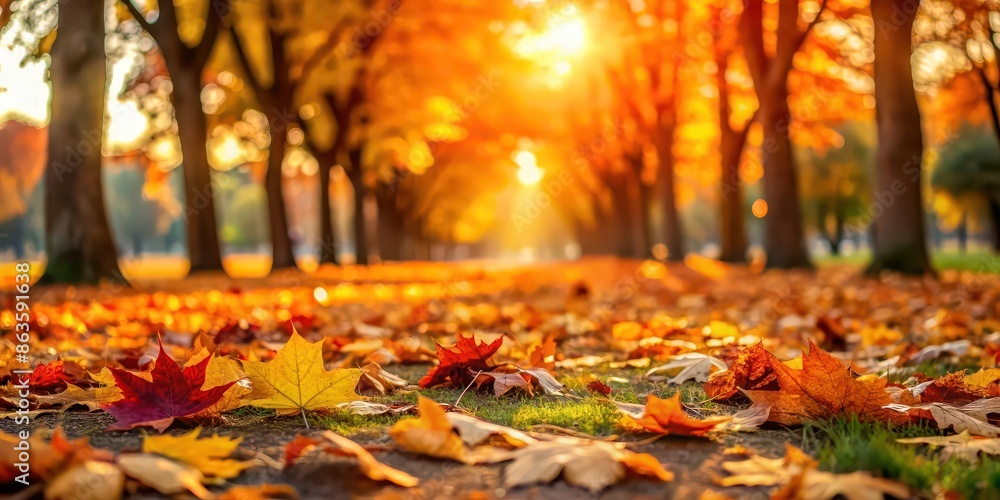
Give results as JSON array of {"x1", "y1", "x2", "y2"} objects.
[{"x1": 241, "y1": 331, "x2": 362, "y2": 415}]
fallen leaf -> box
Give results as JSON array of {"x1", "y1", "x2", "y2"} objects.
[
  {"x1": 626, "y1": 393, "x2": 730, "y2": 436},
  {"x1": 336, "y1": 401, "x2": 416, "y2": 416},
  {"x1": 489, "y1": 372, "x2": 533, "y2": 397},
  {"x1": 419, "y1": 334, "x2": 503, "y2": 388},
  {"x1": 587, "y1": 379, "x2": 612, "y2": 396},
  {"x1": 522, "y1": 367, "x2": 565, "y2": 396},
  {"x1": 388, "y1": 395, "x2": 472, "y2": 463},
  {"x1": 503, "y1": 438, "x2": 673, "y2": 492},
  {"x1": 284, "y1": 430, "x2": 418, "y2": 487},
  {"x1": 718, "y1": 444, "x2": 910, "y2": 500},
  {"x1": 142, "y1": 427, "x2": 254, "y2": 479},
  {"x1": 45, "y1": 460, "x2": 124, "y2": 500},
  {"x1": 446, "y1": 412, "x2": 538, "y2": 448},
  {"x1": 1, "y1": 427, "x2": 113, "y2": 484},
  {"x1": 713, "y1": 403, "x2": 772, "y2": 433},
  {"x1": 705, "y1": 344, "x2": 780, "y2": 400},
  {"x1": 646, "y1": 353, "x2": 728, "y2": 385},
  {"x1": 897, "y1": 430, "x2": 1000, "y2": 462},
  {"x1": 103, "y1": 337, "x2": 235, "y2": 432},
  {"x1": 241, "y1": 331, "x2": 363, "y2": 415},
  {"x1": 186, "y1": 348, "x2": 253, "y2": 417},
  {"x1": 528, "y1": 338, "x2": 557, "y2": 371},
  {"x1": 358, "y1": 361, "x2": 408, "y2": 395},
  {"x1": 885, "y1": 399, "x2": 1000, "y2": 436},
  {"x1": 118, "y1": 453, "x2": 212, "y2": 499},
  {"x1": 219, "y1": 483, "x2": 300, "y2": 500},
  {"x1": 738, "y1": 341, "x2": 898, "y2": 425}
]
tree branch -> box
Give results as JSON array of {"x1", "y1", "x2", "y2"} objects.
[
  {"x1": 740, "y1": 0, "x2": 769, "y2": 94},
  {"x1": 120, "y1": 0, "x2": 154, "y2": 36},
  {"x1": 228, "y1": 26, "x2": 263, "y2": 97},
  {"x1": 772, "y1": 0, "x2": 829, "y2": 82},
  {"x1": 194, "y1": 0, "x2": 230, "y2": 67}
]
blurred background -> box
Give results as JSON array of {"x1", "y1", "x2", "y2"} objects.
[{"x1": 1, "y1": 0, "x2": 999, "y2": 282}]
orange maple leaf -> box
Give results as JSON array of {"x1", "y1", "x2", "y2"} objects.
[
  {"x1": 920, "y1": 371, "x2": 991, "y2": 405},
  {"x1": 418, "y1": 334, "x2": 503, "y2": 388},
  {"x1": 630, "y1": 393, "x2": 729, "y2": 436},
  {"x1": 705, "y1": 343, "x2": 781, "y2": 401},
  {"x1": 741, "y1": 341, "x2": 899, "y2": 425}
]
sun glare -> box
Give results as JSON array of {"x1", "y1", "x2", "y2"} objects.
[{"x1": 514, "y1": 149, "x2": 543, "y2": 185}]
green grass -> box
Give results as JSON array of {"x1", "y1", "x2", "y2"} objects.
[
  {"x1": 815, "y1": 250, "x2": 1000, "y2": 274},
  {"x1": 804, "y1": 417, "x2": 1000, "y2": 499},
  {"x1": 311, "y1": 365, "x2": 715, "y2": 437}
]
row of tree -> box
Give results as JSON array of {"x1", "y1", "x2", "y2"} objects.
[{"x1": 29, "y1": 0, "x2": 1000, "y2": 283}]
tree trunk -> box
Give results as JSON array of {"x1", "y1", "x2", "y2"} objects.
[
  {"x1": 718, "y1": 136, "x2": 748, "y2": 262},
  {"x1": 260, "y1": 31, "x2": 297, "y2": 271},
  {"x1": 375, "y1": 186, "x2": 402, "y2": 262},
  {"x1": 715, "y1": 45, "x2": 749, "y2": 264},
  {"x1": 956, "y1": 211, "x2": 968, "y2": 254},
  {"x1": 264, "y1": 112, "x2": 295, "y2": 270},
  {"x1": 171, "y1": 68, "x2": 224, "y2": 272},
  {"x1": 610, "y1": 170, "x2": 640, "y2": 258},
  {"x1": 637, "y1": 180, "x2": 656, "y2": 257},
  {"x1": 866, "y1": 0, "x2": 932, "y2": 275},
  {"x1": 989, "y1": 196, "x2": 1000, "y2": 252},
  {"x1": 316, "y1": 157, "x2": 339, "y2": 265},
  {"x1": 829, "y1": 195, "x2": 846, "y2": 255},
  {"x1": 657, "y1": 115, "x2": 684, "y2": 262},
  {"x1": 758, "y1": 81, "x2": 811, "y2": 268},
  {"x1": 42, "y1": 0, "x2": 124, "y2": 284},
  {"x1": 348, "y1": 147, "x2": 369, "y2": 265},
  {"x1": 630, "y1": 153, "x2": 655, "y2": 257}
]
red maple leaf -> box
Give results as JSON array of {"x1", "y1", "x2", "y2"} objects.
[
  {"x1": 29, "y1": 360, "x2": 88, "y2": 393},
  {"x1": 102, "y1": 338, "x2": 234, "y2": 432},
  {"x1": 418, "y1": 334, "x2": 502, "y2": 388}
]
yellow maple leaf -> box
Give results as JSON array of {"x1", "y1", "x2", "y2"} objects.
[
  {"x1": 142, "y1": 427, "x2": 253, "y2": 480},
  {"x1": 241, "y1": 332, "x2": 362, "y2": 415},
  {"x1": 389, "y1": 395, "x2": 470, "y2": 463},
  {"x1": 186, "y1": 349, "x2": 252, "y2": 416}
]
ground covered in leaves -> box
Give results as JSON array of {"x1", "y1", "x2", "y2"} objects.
[{"x1": 3, "y1": 257, "x2": 1000, "y2": 499}]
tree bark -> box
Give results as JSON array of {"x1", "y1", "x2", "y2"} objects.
[
  {"x1": 740, "y1": 0, "x2": 816, "y2": 269},
  {"x1": 656, "y1": 121, "x2": 684, "y2": 261},
  {"x1": 989, "y1": 196, "x2": 1000, "y2": 252},
  {"x1": 757, "y1": 81, "x2": 811, "y2": 268},
  {"x1": 259, "y1": 30, "x2": 296, "y2": 270},
  {"x1": 348, "y1": 147, "x2": 369, "y2": 265},
  {"x1": 866, "y1": 0, "x2": 933, "y2": 275},
  {"x1": 375, "y1": 186, "x2": 403, "y2": 262},
  {"x1": 42, "y1": 0, "x2": 125, "y2": 284},
  {"x1": 715, "y1": 47, "x2": 750, "y2": 263},
  {"x1": 956, "y1": 210, "x2": 968, "y2": 254},
  {"x1": 315, "y1": 153, "x2": 339, "y2": 265},
  {"x1": 126, "y1": 0, "x2": 227, "y2": 273},
  {"x1": 171, "y1": 69, "x2": 225, "y2": 272},
  {"x1": 610, "y1": 169, "x2": 641, "y2": 258}
]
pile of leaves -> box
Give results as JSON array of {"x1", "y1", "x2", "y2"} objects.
[{"x1": 2, "y1": 258, "x2": 1000, "y2": 497}]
